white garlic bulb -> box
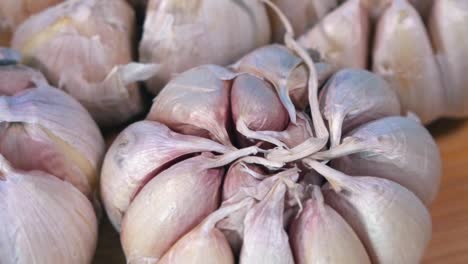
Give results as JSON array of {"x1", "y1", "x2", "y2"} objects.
[
  {"x1": 0, "y1": 155, "x2": 98, "y2": 264},
  {"x1": 140, "y1": 0, "x2": 271, "y2": 94},
  {"x1": 11, "y1": 0, "x2": 159, "y2": 126}
]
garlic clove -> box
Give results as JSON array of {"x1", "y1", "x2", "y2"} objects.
[
  {"x1": 11, "y1": 0, "x2": 151, "y2": 127},
  {"x1": 0, "y1": 155, "x2": 98, "y2": 263},
  {"x1": 147, "y1": 65, "x2": 237, "y2": 147},
  {"x1": 0, "y1": 63, "x2": 48, "y2": 95},
  {"x1": 305, "y1": 160, "x2": 432, "y2": 264},
  {"x1": 232, "y1": 44, "x2": 307, "y2": 123},
  {"x1": 101, "y1": 120, "x2": 233, "y2": 231},
  {"x1": 298, "y1": 0, "x2": 370, "y2": 69},
  {"x1": 429, "y1": 0, "x2": 468, "y2": 117},
  {"x1": 268, "y1": 0, "x2": 337, "y2": 43},
  {"x1": 240, "y1": 180, "x2": 294, "y2": 264},
  {"x1": 373, "y1": 0, "x2": 444, "y2": 124},
  {"x1": 0, "y1": 85, "x2": 105, "y2": 198},
  {"x1": 290, "y1": 185, "x2": 371, "y2": 264},
  {"x1": 139, "y1": 0, "x2": 271, "y2": 94},
  {"x1": 232, "y1": 73, "x2": 289, "y2": 148},
  {"x1": 358, "y1": 0, "x2": 433, "y2": 18},
  {"x1": 222, "y1": 160, "x2": 267, "y2": 202},
  {"x1": 158, "y1": 198, "x2": 255, "y2": 264},
  {"x1": 319, "y1": 69, "x2": 401, "y2": 147},
  {"x1": 313, "y1": 116, "x2": 441, "y2": 205},
  {"x1": 121, "y1": 148, "x2": 259, "y2": 262}
]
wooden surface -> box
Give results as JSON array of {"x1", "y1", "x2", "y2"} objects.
[{"x1": 93, "y1": 120, "x2": 468, "y2": 264}]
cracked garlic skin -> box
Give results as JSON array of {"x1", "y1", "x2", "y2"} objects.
[
  {"x1": 319, "y1": 69, "x2": 401, "y2": 146},
  {"x1": 101, "y1": 120, "x2": 232, "y2": 231},
  {"x1": 330, "y1": 116, "x2": 441, "y2": 205},
  {"x1": 373, "y1": 0, "x2": 444, "y2": 124},
  {"x1": 430, "y1": 0, "x2": 468, "y2": 117},
  {"x1": 269, "y1": 0, "x2": 337, "y2": 43},
  {"x1": 140, "y1": 0, "x2": 271, "y2": 94},
  {"x1": 0, "y1": 156, "x2": 97, "y2": 264},
  {"x1": 11, "y1": 0, "x2": 154, "y2": 127},
  {"x1": 299, "y1": 0, "x2": 370, "y2": 69},
  {"x1": 147, "y1": 65, "x2": 237, "y2": 147},
  {"x1": 307, "y1": 161, "x2": 431, "y2": 264},
  {"x1": 290, "y1": 186, "x2": 371, "y2": 264},
  {"x1": 0, "y1": 78, "x2": 105, "y2": 198}
]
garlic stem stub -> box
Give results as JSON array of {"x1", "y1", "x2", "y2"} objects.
[
  {"x1": 139, "y1": 0, "x2": 271, "y2": 94},
  {"x1": 0, "y1": 72, "x2": 105, "y2": 199},
  {"x1": 0, "y1": 155, "x2": 98, "y2": 264},
  {"x1": 11, "y1": 0, "x2": 157, "y2": 127}
]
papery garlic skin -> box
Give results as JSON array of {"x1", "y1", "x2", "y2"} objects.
[
  {"x1": 121, "y1": 153, "x2": 227, "y2": 262},
  {"x1": 323, "y1": 175, "x2": 432, "y2": 264},
  {"x1": 0, "y1": 161, "x2": 97, "y2": 264},
  {"x1": 11, "y1": 0, "x2": 152, "y2": 126},
  {"x1": 430, "y1": 0, "x2": 468, "y2": 117},
  {"x1": 147, "y1": 65, "x2": 236, "y2": 147},
  {"x1": 0, "y1": 86, "x2": 105, "y2": 198},
  {"x1": 319, "y1": 69, "x2": 401, "y2": 146},
  {"x1": 373, "y1": 0, "x2": 444, "y2": 123},
  {"x1": 0, "y1": 0, "x2": 63, "y2": 45},
  {"x1": 222, "y1": 161, "x2": 264, "y2": 201},
  {"x1": 298, "y1": 0, "x2": 370, "y2": 69},
  {"x1": 290, "y1": 187, "x2": 371, "y2": 264},
  {"x1": 101, "y1": 120, "x2": 231, "y2": 231},
  {"x1": 240, "y1": 182, "x2": 294, "y2": 264},
  {"x1": 0, "y1": 64, "x2": 48, "y2": 95},
  {"x1": 269, "y1": 0, "x2": 337, "y2": 42},
  {"x1": 333, "y1": 116, "x2": 441, "y2": 205},
  {"x1": 140, "y1": 0, "x2": 271, "y2": 94}
]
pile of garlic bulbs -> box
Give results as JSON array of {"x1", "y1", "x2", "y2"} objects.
[
  {"x1": 300, "y1": 0, "x2": 468, "y2": 123},
  {"x1": 0, "y1": 49, "x2": 104, "y2": 263},
  {"x1": 101, "y1": 23, "x2": 441, "y2": 261}
]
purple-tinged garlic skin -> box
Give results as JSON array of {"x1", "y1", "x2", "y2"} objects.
[
  {"x1": 232, "y1": 73, "x2": 289, "y2": 147},
  {"x1": 121, "y1": 154, "x2": 223, "y2": 263},
  {"x1": 147, "y1": 65, "x2": 236, "y2": 147},
  {"x1": 332, "y1": 116, "x2": 441, "y2": 205},
  {"x1": 0, "y1": 157, "x2": 97, "y2": 264},
  {"x1": 269, "y1": 0, "x2": 337, "y2": 43},
  {"x1": 101, "y1": 120, "x2": 232, "y2": 231},
  {"x1": 0, "y1": 64, "x2": 48, "y2": 95},
  {"x1": 139, "y1": 0, "x2": 271, "y2": 94},
  {"x1": 222, "y1": 161, "x2": 265, "y2": 201},
  {"x1": 319, "y1": 69, "x2": 401, "y2": 146},
  {"x1": 11, "y1": 0, "x2": 152, "y2": 127},
  {"x1": 240, "y1": 182, "x2": 294, "y2": 264},
  {"x1": 309, "y1": 162, "x2": 432, "y2": 264},
  {"x1": 430, "y1": 0, "x2": 468, "y2": 117},
  {"x1": 290, "y1": 186, "x2": 371, "y2": 264},
  {"x1": 373, "y1": 0, "x2": 444, "y2": 124},
  {"x1": 158, "y1": 198, "x2": 255, "y2": 264},
  {"x1": 0, "y1": 85, "x2": 105, "y2": 198},
  {"x1": 299, "y1": 0, "x2": 370, "y2": 69},
  {"x1": 233, "y1": 44, "x2": 308, "y2": 122}
]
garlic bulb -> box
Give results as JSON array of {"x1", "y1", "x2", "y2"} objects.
[
  {"x1": 0, "y1": 68, "x2": 105, "y2": 198},
  {"x1": 11, "y1": 0, "x2": 159, "y2": 126},
  {"x1": 139, "y1": 0, "x2": 271, "y2": 94},
  {"x1": 429, "y1": 0, "x2": 468, "y2": 117},
  {"x1": 314, "y1": 116, "x2": 441, "y2": 205},
  {"x1": 147, "y1": 65, "x2": 237, "y2": 147},
  {"x1": 101, "y1": 120, "x2": 233, "y2": 231},
  {"x1": 121, "y1": 148, "x2": 259, "y2": 262},
  {"x1": 290, "y1": 186, "x2": 371, "y2": 264},
  {"x1": 0, "y1": 155, "x2": 97, "y2": 264},
  {"x1": 298, "y1": 0, "x2": 370, "y2": 69},
  {"x1": 269, "y1": 0, "x2": 337, "y2": 42},
  {"x1": 319, "y1": 69, "x2": 401, "y2": 146},
  {"x1": 0, "y1": 0, "x2": 63, "y2": 45},
  {"x1": 305, "y1": 160, "x2": 432, "y2": 264},
  {"x1": 373, "y1": 0, "x2": 444, "y2": 123}
]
